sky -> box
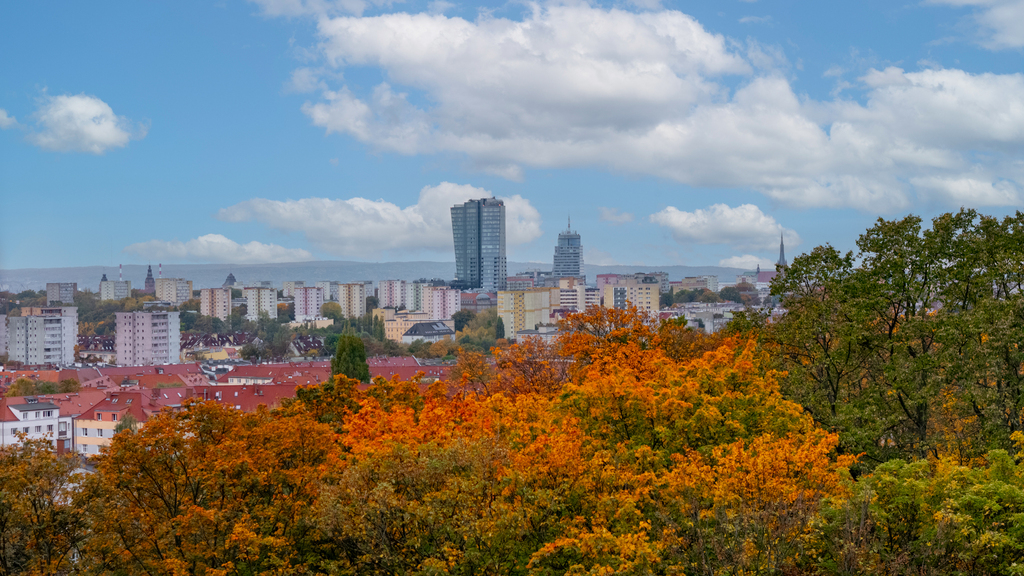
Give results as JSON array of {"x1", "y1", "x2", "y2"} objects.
[{"x1": 2, "y1": 0, "x2": 1024, "y2": 272}]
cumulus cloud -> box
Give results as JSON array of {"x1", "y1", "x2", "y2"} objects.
[
  {"x1": 28, "y1": 94, "x2": 145, "y2": 154},
  {"x1": 719, "y1": 254, "x2": 775, "y2": 269},
  {"x1": 281, "y1": 4, "x2": 1024, "y2": 211},
  {"x1": 0, "y1": 109, "x2": 17, "y2": 129},
  {"x1": 598, "y1": 207, "x2": 634, "y2": 224},
  {"x1": 216, "y1": 182, "x2": 542, "y2": 257},
  {"x1": 928, "y1": 0, "x2": 1024, "y2": 49},
  {"x1": 649, "y1": 203, "x2": 799, "y2": 250},
  {"x1": 124, "y1": 234, "x2": 313, "y2": 264}
]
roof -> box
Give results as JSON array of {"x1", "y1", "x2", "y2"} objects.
[
  {"x1": 0, "y1": 390, "x2": 107, "y2": 421},
  {"x1": 402, "y1": 322, "x2": 456, "y2": 338},
  {"x1": 191, "y1": 384, "x2": 300, "y2": 412}
]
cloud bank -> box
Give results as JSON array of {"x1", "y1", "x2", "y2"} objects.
[
  {"x1": 125, "y1": 234, "x2": 313, "y2": 264},
  {"x1": 216, "y1": 182, "x2": 542, "y2": 257},
  {"x1": 281, "y1": 4, "x2": 1024, "y2": 211},
  {"x1": 28, "y1": 94, "x2": 146, "y2": 154},
  {"x1": 928, "y1": 0, "x2": 1024, "y2": 49},
  {"x1": 650, "y1": 203, "x2": 798, "y2": 250}
]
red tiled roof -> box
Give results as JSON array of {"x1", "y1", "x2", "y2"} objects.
[{"x1": 191, "y1": 385, "x2": 300, "y2": 412}]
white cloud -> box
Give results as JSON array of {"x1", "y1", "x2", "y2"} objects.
[
  {"x1": 124, "y1": 234, "x2": 313, "y2": 264},
  {"x1": 718, "y1": 254, "x2": 774, "y2": 269},
  {"x1": 249, "y1": 0, "x2": 395, "y2": 17},
  {"x1": 649, "y1": 203, "x2": 799, "y2": 250},
  {"x1": 0, "y1": 109, "x2": 17, "y2": 129},
  {"x1": 216, "y1": 182, "x2": 542, "y2": 257},
  {"x1": 28, "y1": 94, "x2": 145, "y2": 154},
  {"x1": 278, "y1": 5, "x2": 1024, "y2": 211},
  {"x1": 927, "y1": 0, "x2": 1024, "y2": 49},
  {"x1": 598, "y1": 207, "x2": 634, "y2": 224}
]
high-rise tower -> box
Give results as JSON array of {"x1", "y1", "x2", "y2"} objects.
[
  {"x1": 451, "y1": 198, "x2": 507, "y2": 291},
  {"x1": 777, "y1": 234, "x2": 787, "y2": 268},
  {"x1": 553, "y1": 216, "x2": 584, "y2": 281}
]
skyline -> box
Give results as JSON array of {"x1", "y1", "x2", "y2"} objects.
[{"x1": 3, "y1": 0, "x2": 1024, "y2": 271}]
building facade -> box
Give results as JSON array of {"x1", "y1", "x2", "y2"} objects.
[
  {"x1": 293, "y1": 287, "x2": 325, "y2": 322},
  {"x1": 154, "y1": 278, "x2": 193, "y2": 305},
  {"x1": 143, "y1": 265, "x2": 156, "y2": 293},
  {"x1": 200, "y1": 287, "x2": 232, "y2": 321},
  {"x1": 498, "y1": 288, "x2": 556, "y2": 340},
  {"x1": 558, "y1": 277, "x2": 600, "y2": 311},
  {"x1": 378, "y1": 280, "x2": 406, "y2": 309},
  {"x1": 451, "y1": 198, "x2": 507, "y2": 291},
  {"x1": 282, "y1": 281, "x2": 305, "y2": 298},
  {"x1": 243, "y1": 287, "x2": 278, "y2": 321},
  {"x1": 552, "y1": 219, "x2": 584, "y2": 281},
  {"x1": 337, "y1": 283, "x2": 367, "y2": 318},
  {"x1": 421, "y1": 286, "x2": 461, "y2": 320},
  {"x1": 602, "y1": 277, "x2": 659, "y2": 315},
  {"x1": 46, "y1": 283, "x2": 77, "y2": 305},
  {"x1": 115, "y1": 311, "x2": 181, "y2": 366},
  {"x1": 8, "y1": 307, "x2": 78, "y2": 365},
  {"x1": 0, "y1": 315, "x2": 6, "y2": 356},
  {"x1": 100, "y1": 280, "x2": 132, "y2": 301}
]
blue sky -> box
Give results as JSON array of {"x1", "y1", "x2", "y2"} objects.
[{"x1": 2, "y1": 0, "x2": 1023, "y2": 271}]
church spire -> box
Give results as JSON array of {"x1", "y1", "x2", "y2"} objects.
[{"x1": 778, "y1": 234, "x2": 787, "y2": 268}]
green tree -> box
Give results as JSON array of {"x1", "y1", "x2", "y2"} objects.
[
  {"x1": 452, "y1": 309, "x2": 476, "y2": 332},
  {"x1": 495, "y1": 316, "x2": 505, "y2": 340},
  {"x1": 332, "y1": 334, "x2": 370, "y2": 382},
  {"x1": 321, "y1": 301, "x2": 343, "y2": 322},
  {"x1": 719, "y1": 286, "x2": 743, "y2": 303}
]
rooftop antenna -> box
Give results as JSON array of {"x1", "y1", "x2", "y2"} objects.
[{"x1": 159, "y1": 263, "x2": 163, "y2": 278}]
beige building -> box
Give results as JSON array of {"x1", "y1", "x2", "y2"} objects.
[
  {"x1": 243, "y1": 287, "x2": 278, "y2": 321},
  {"x1": 498, "y1": 288, "x2": 557, "y2": 340},
  {"x1": 603, "y1": 277, "x2": 659, "y2": 315},
  {"x1": 154, "y1": 278, "x2": 193, "y2": 305},
  {"x1": 282, "y1": 281, "x2": 304, "y2": 298},
  {"x1": 337, "y1": 283, "x2": 367, "y2": 318},
  {"x1": 378, "y1": 280, "x2": 406, "y2": 309},
  {"x1": 99, "y1": 280, "x2": 131, "y2": 301},
  {"x1": 557, "y1": 277, "x2": 599, "y2": 312},
  {"x1": 421, "y1": 286, "x2": 461, "y2": 320},
  {"x1": 377, "y1": 309, "x2": 455, "y2": 343},
  {"x1": 200, "y1": 287, "x2": 232, "y2": 321}
]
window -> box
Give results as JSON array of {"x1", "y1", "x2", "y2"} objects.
[
  {"x1": 112, "y1": 414, "x2": 118, "y2": 422},
  {"x1": 23, "y1": 427, "x2": 29, "y2": 433},
  {"x1": 35, "y1": 412, "x2": 40, "y2": 418},
  {"x1": 44, "y1": 411, "x2": 53, "y2": 417},
  {"x1": 47, "y1": 425, "x2": 53, "y2": 432},
  {"x1": 59, "y1": 422, "x2": 67, "y2": 432},
  {"x1": 81, "y1": 428, "x2": 88, "y2": 436},
  {"x1": 34, "y1": 426, "x2": 41, "y2": 433},
  {"x1": 98, "y1": 429, "x2": 104, "y2": 437}
]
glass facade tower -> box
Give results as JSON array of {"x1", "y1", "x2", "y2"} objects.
[
  {"x1": 451, "y1": 198, "x2": 507, "y2": 291},
  {"x1": 552, "y1": 217, "x2": 584, "y2": 281}
]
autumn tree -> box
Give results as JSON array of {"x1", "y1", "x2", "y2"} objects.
[{"x1": 332, "y1": 334, "x2": 370, "y2": 382}]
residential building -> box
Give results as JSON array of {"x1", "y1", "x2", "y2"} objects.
[
  {"x1": 282, "y1": 281, "x2": 305, "y2": 298},
  {"x1": 0, "y1": 315, "x2": 6, "y2": 357},
  {"x1": 154, "y1": 278, "x2": 193, "y2": 305},
  {"x1": 378, "y1": 280, "x2": 406, "y2": 309},
  {"x1": 552, "y1": 218, "x2": 584, "y2": 281},
  {"x1": 247, "y1": 280, "x2": 274, "y2": 289},
  {"x1": 294, "y1": 287, "x2": 325, "y2": 322},
  {"x1": 143, "y1": 265, "x2": 156, "y2": 293},
  {"x1": 8, "y1": 307, "x2": 78, "y2": 365},
  {"x1": 451, "y1": 197, "x2": 507, "y2": 291},
  {"x1": 513, "y1": 325, "x2": 560, "y2": 345},
  {"x1": 498, "y1": 288, "x2": 557, "y2": 340},
  {"x1": 200, "y1": 287, "x2": 232, "y2": 321},
  {"x1": 1, "y1": 396, "x2": 69, "y2": 451},
  {"x1": 315, "y1": 281, "x2": 340, "y2": 302},
  {"x1": 702, "y1": 275, "x2": 720, "y2": 293},
  {"x1": 401, "y1": 322, "x2": 456, "y2": 344},
  {"x1": 558, "y1": 277, "x2": 600, "y2": 311},
  {"x1": 602, "y1": 277, "x2": 659, "y2": 315},
  {"x1": 421, "y1": 286, "x2": 461, "y2": 320},
  {"x1": 672, "y1": 276, "x2": 719, "y2": 293},
  {"x1": 46, "y1": 283, "x2": 77, "y2": 305},
  {"x1": 115, "y1": 311, "x2": 181, "y2": 366},
  {"x1": 243, "y1": 287, "x2": 278, "y2": 321},
  {"x1": 100, "y1": 279, "x2": 132, "y2": 301},
  {"x1": 337, "y1": 282, "x2": 367, "y2": 318},
  {"x1": 507, "y1": 276, "x2": 535, "y2": 290},
  {"x1": 75, "y1": 388, "x2": 189, "y2": 456},
  {"x1": 379, "y1": 310, "x2": 456, "y2": 343}
]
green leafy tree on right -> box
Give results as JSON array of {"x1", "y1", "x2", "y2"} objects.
[{"x1": 332, "y1": 334, "x2": 370, "y2": 382}]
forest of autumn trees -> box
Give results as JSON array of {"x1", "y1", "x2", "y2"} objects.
[{"x1": 5, "y1": 210, "x2": 1024, "y2": 575}]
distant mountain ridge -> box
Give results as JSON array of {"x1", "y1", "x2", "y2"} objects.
[{"x1": 0, "y1": 261, "x2": 748, "y2": 292}]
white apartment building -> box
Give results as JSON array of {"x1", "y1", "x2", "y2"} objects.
[
  {"x1": 422, "y1": 286, "x2": 461, "y2": 320},
  {"x1": 404, "y1": 282, "x2": 424, "y2": 312},
  {"x1": 115, "y1": 311, "x2": 181, "y2": 366},
  {"x1": 282, "y1": 281, "x2": 304, "y2": 298},
  {"x1": 8, "y1": 307, "x2": 78, "y2": 365},
  {"x1": 154, "y1": 278, "x2": 193, "y2": 306},
  {"x1": 246, "y1": 280, "x2": 274, "y2": 288},
  {"x1": 100, "y1": 280, "x2": 131, "y2": 301},
  {"x1": 558, "y1": 278, "x2": 599, "y2": 312},
  {"x1": 0, "y1": 398, "x2": 69, "y2": 451},
  {"x1": 378, "y1": 280, "x2": 406, "y2": 309},
  {"x1": 337, "y1": 283, "x2": 367, "y2": 318},
  {"x1": 0, "y1": 315, "x2": 6, "y2": 356},
  {"x1": 200, "y1": 287, "x2": 232, "y2": 321},
  {"x1": 243, "y1": 287, "x2": 278, "y2": 321},
  {"x1": 294, "y1": 287, "x2": 325, "y2": 322},
  {"x1": 46, "y1": 282, "x2": 77, "y2": 305},
  {"x1": 701, "y1": 275, "x2": 720, "y2": 293},
  {"x1": 315, "y1": 281, "x2": 340, "y2": 302}
]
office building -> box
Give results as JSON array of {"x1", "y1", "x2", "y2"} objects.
[
  {"x1": 552, "y1": 218, "x2": 584, "y2": 281},
  {"x1": 115, "y1": 311, "x2": 181, "y2": 366},
  {"x1": 451, "y1": 198, "x2": 506, "y2": 291},
  {"x1": 498, "y1": 288, "x2": 557, "y2": 340},
  {"x1": 154, "y1": 278, "x2": 193, "y2": 306},
  {"x1": 8, "y1": 307, "x2": 78, "y2": 365},
  {"x1": 200, "y1": 287, "x2": 232, "y2": 322},
  {"x1": 294, "y1": 287, "x2": 325, "y2": 322},
  {"x1": 243, "y1": 287, "x2": 278, "y2": 321},
  {"x1": 46, "y1": 283, "x2": 77, "y2": 305}
]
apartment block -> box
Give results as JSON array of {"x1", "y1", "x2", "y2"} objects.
[
  {"x1": 378, "y1": 280, "x2": 406, "y2": 309},
  {"x1": 337, "y1": 283, "x2": 367, "y2": 318},
  {"x1": 247, "y1": 280, "x2": 274, "y2": 289},
  {"x1": 154, "y1": 278, "x2": 193, "y2": 305},
  {"x1": 100, "y1": 280, "x2": 132, "y2": 301},
  {"x1": 243, "y1": 287, "x2": 278, "y2": 321},
  {"x1": 200, "y1": 287, "x2": 232, "y2": 321},
  {"x1": 0, "y1": 315, "x2": 6, "y2": 356},
  {"x1": 282, "y1": 281, "x2": 305, "y2": 298},
  {"x1": 421, "y1": 286, "x2": 461, "y2": 320},
  {"x1": 498, "y1": 288, "x2": 556, "y2": 340},
  {"x1": 8, "y1": 307, "x2": 78, "y2": 365},
  {"x1": 315, "y1": 281, "x2": 340, "y2": 302},
  {"x1": 294, "y1": 287, "x2": 325, "y2": 322},
  {"x1": 46, "y1": 282, "x2": 77, "y2": 305},
  {"x1": 379, "y1": 309, "x2": 455, "y2": 343},
  {"x1": 115, "y1": 311, "x2": 181, "y2": 366},
  {"x1": 602, "y1": 277, "x2": 659, "y2": 315},
  {"x1": 558, "y1": 277, "x2": 599, "y2": 312}
]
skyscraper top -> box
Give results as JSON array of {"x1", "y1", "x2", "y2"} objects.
[
  {"x1": 777, "y1": 234, "x2": 787, "y2": 268},
  {"x1": 554, "y1": 217, "x2": 584, "y2": 281}
]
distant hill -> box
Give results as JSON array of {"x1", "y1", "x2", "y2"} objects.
[{"x1": 0, "y1": 261, "x2": 747, "y2": 292}]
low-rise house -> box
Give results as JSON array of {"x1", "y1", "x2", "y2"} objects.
[{"x1": 402, "y1": 322, "x2": 456, "y2": 344}]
